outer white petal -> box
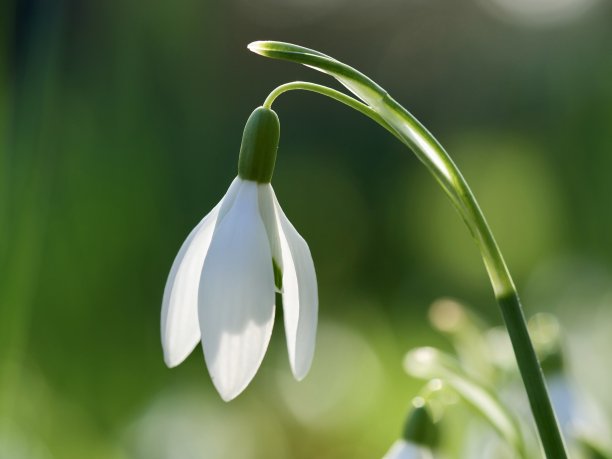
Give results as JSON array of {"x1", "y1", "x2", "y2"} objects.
[
  {"x1": 272, "y1": 190, "x2": 318, "y2": 380},
  {"x1": 382, "y1": 440, "x2": 433, "y2": 459},
  {"x1": 199, "y1": 180, "x2": 276, "y2": 401},
  {"x1": 161, "y1": 178, "x2": 241, "y2": 368}
]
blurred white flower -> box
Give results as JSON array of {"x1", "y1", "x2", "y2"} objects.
[
  {"x1": 382, "y1": 440, "x2": 433, "y2": 459},
  {"x1": 161, "y1": 176, "x2": 318, "y2": 401},
  {"x1": 125, "y1": 389, "x2": 289, "y2": 459}
]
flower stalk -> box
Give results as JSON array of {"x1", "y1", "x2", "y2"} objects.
[{"x1": 250, "y1": 40, "x2": 568, "y2": 458}]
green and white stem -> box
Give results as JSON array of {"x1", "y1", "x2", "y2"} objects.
[{"x1": 250, "y1": 40, "x2": 568, "y2": 459}]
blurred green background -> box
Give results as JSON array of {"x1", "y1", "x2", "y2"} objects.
[{"x1": 2, "y1": 0, "x2": 612, "y2": 457}]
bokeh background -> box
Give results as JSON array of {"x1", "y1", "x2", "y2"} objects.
[{"x1": 2, "y1": 0, "x2": 612, "y2": 457}]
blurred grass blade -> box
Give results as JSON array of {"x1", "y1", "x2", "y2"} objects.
[
  {"x1": 578, "y1": 437, "x2": 612, "y2": 459},
  {"x1": 0, "y1": 2, "x2": 59, "y2": 435},
  {"x1": 404, "y1": 347, "x2": 526, "y2": 457}
]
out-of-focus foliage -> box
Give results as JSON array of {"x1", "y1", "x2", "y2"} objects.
[
  {"x1": 403, "y1": 301, "x2": 612, "y2": 458},
  {"x1": 2, "y1": 0, "x2": 612, "y2": 457}
]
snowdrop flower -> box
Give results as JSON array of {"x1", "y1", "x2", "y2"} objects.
[{"x1": 161, "y1": 107, "x2": 318, "y2": 401}]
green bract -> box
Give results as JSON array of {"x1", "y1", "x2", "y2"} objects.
[{"x1": 248, "y1": 41, "x2": 387, "y2": 107}]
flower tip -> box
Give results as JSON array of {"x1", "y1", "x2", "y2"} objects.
[
  {"x1": 293, "y1": 370, "x2": 307, "y2": 382},
  {"x1": 291, "y1": 358, "x2": 313, "y2": 382},
  {"x1": 163, "y1": 351, "x2": 181, "y2": 369},
  {"x1": 218, "y1": 391, "x2": 238, "y2": 403},
  {"x1": 161, "y1": 334, "x2": 199, "y2": 368},
  {"x1": 214, "y1": 380, "x2": 246, "y2": 402}
]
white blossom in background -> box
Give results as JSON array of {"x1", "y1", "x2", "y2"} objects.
[
  {"x1": 382, "y1": 440, "x2": 434, "y2": 459},
  {"x1": 161, "y1": 176, "x2": 318, "y2": 401},
  {"x1": 125, "y1": 390, "x2": 289, "y2": 459}
]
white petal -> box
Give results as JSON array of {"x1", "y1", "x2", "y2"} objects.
[
  {"x1": 199, "y1": 180, "x2": 276, "y2": 401},
  {"x1": 161, "y1": 178, "x2": 242, "y2": 368},
  {"x1": 216, "y1": 177, "x2": 244, "y2": 222},
  {"x1": 258, "y1": 184, "x2": 283, "y2": 286},
  {"x1": 382, "y1": 440, "x2": 433, "y2": 459},
  {"x1": 273, "y1": 190, "x2": 318, "y2": 380}
]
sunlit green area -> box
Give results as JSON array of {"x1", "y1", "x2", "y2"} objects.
[{"x1": 2, "y1": 0, "x2": 612, "y2": 457}]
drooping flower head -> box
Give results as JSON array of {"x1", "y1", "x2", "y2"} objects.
[{"x1": 161, "y1": 107, "x2": 318, "y2": 401}]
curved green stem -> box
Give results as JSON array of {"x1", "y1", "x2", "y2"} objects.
[
  {"x1": 263, "y1": 75, "x2": 568, "y2": 457},
  {"x1": 262, "y1": 81, "x2": 401, "y2": 142},
  {"x1": 377, "y1": 95, "x2": 513, "y2": 296},
  {"x1": 380, "y1": 94, "x2": 567, "y2": 457}
]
